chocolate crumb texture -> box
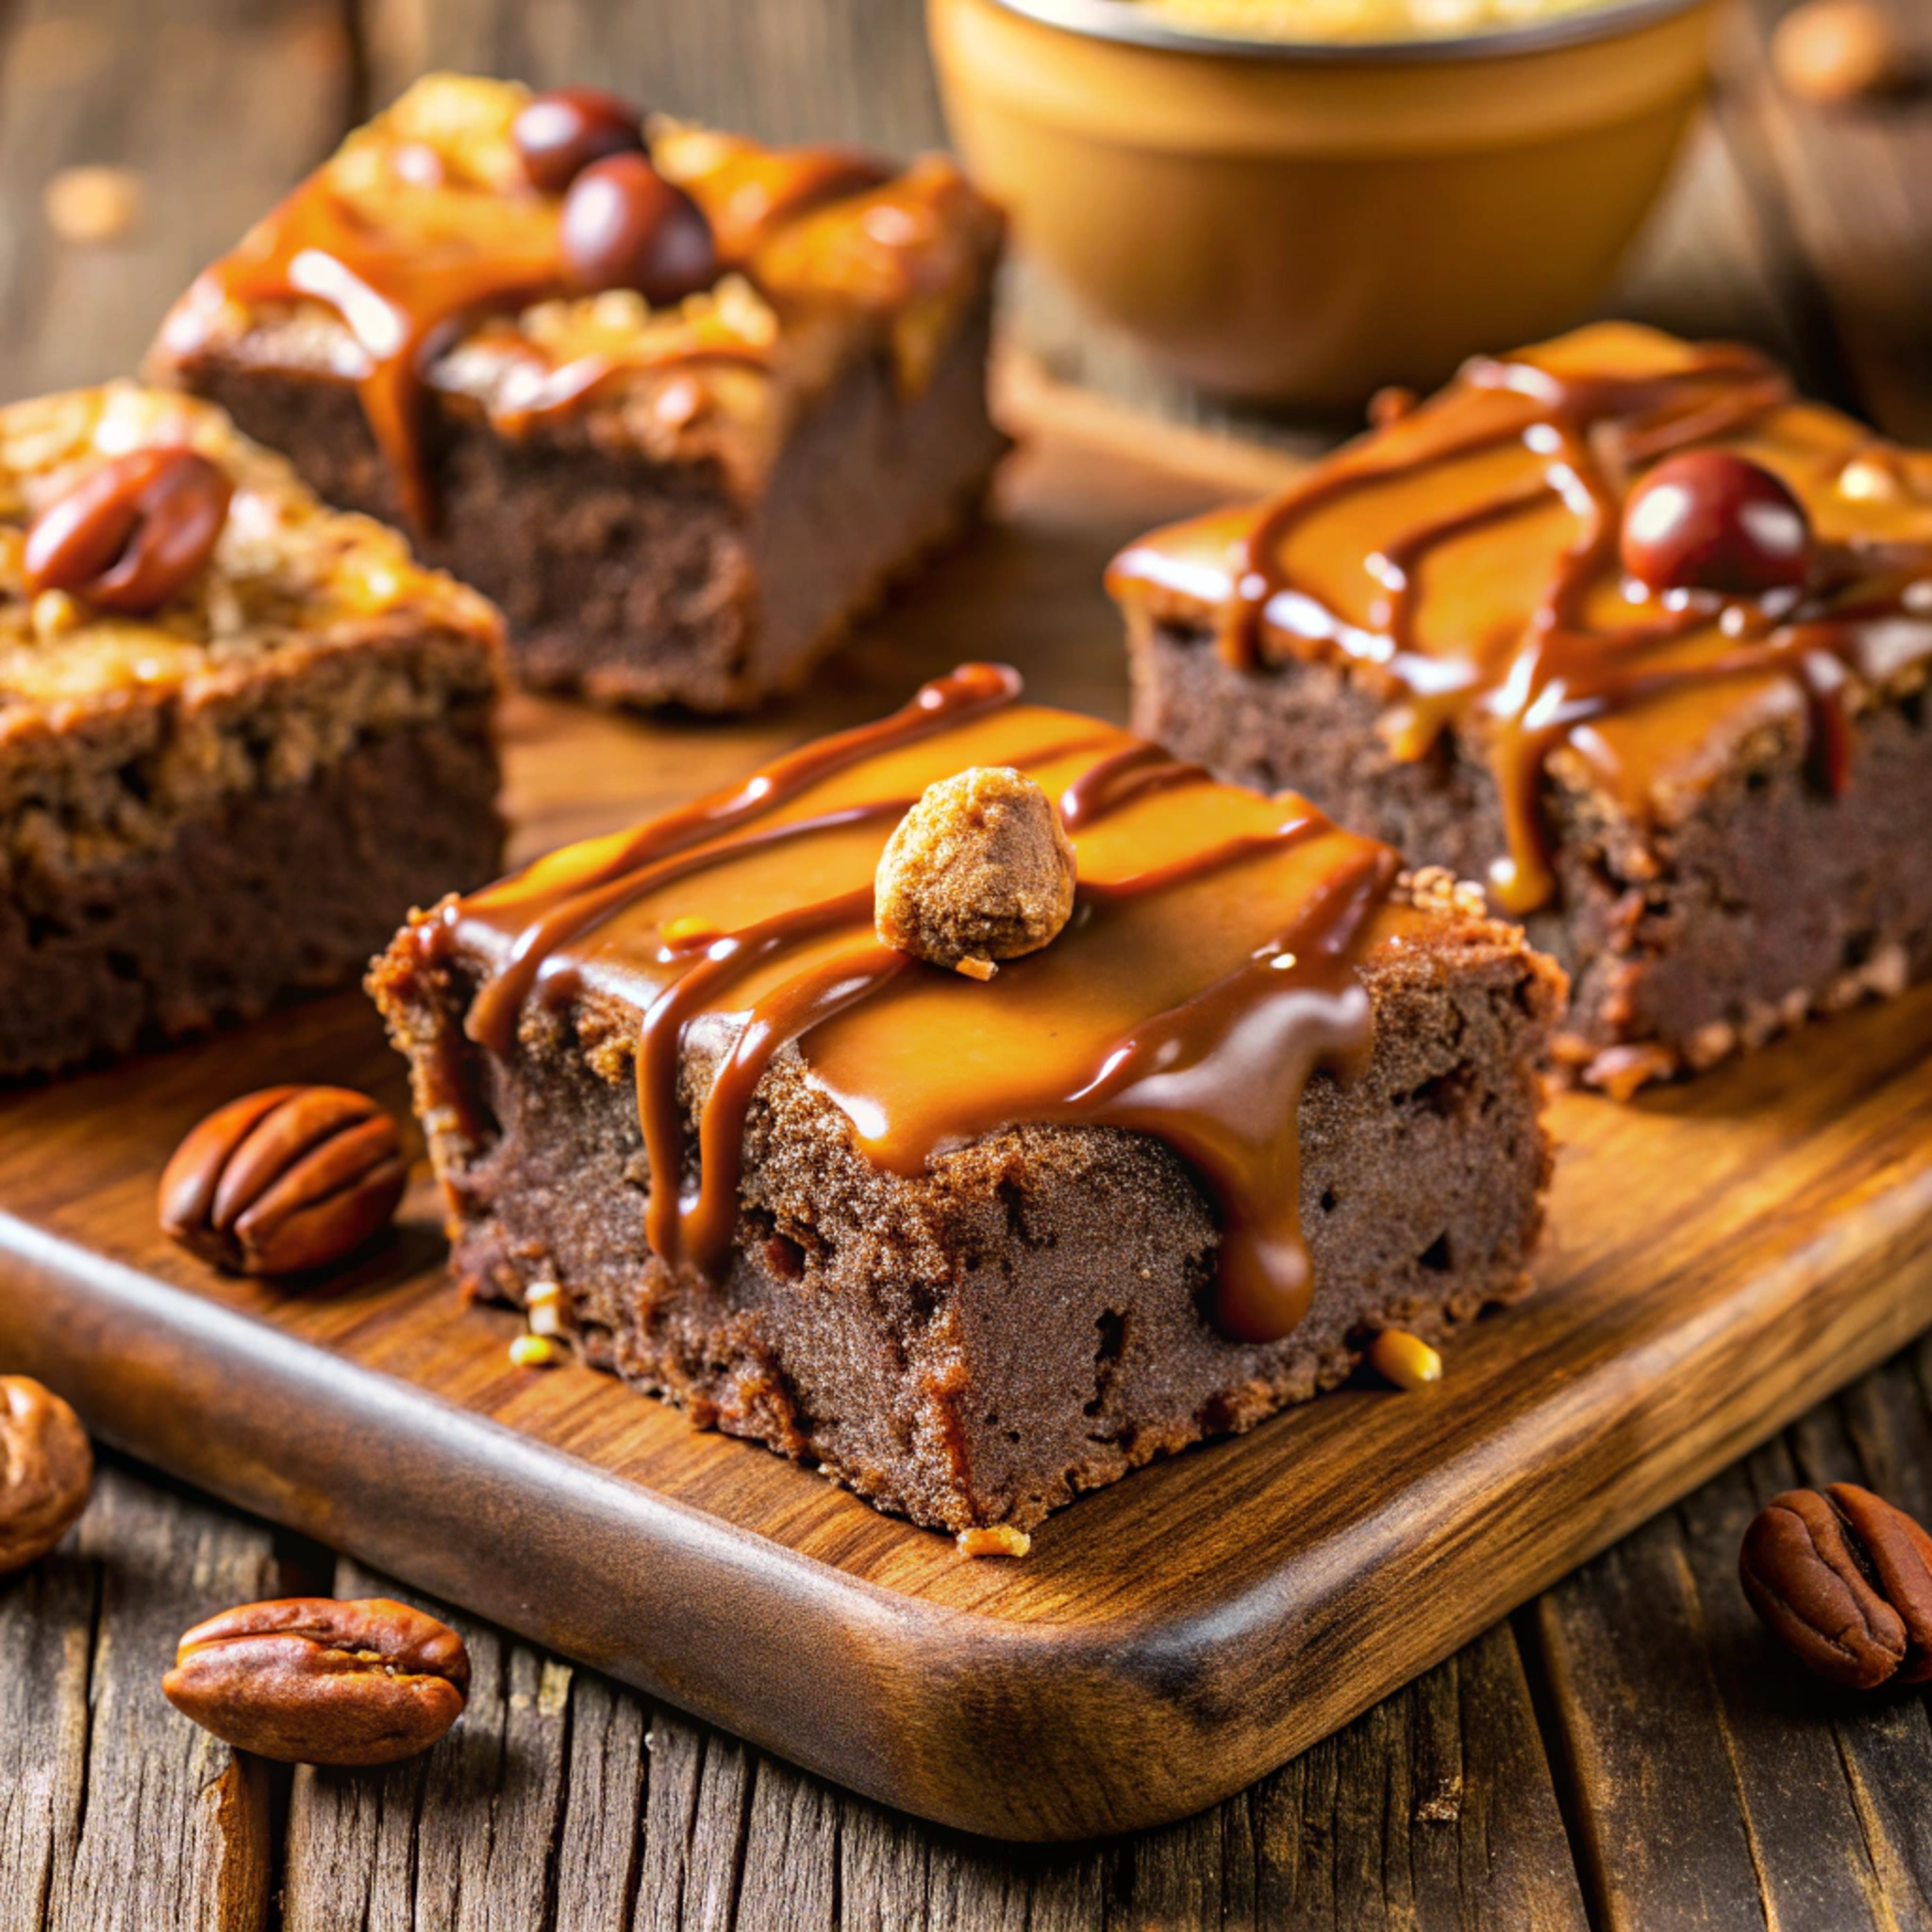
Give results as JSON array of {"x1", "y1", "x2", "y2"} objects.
[
  {"x1": 0, "y1": 381, "x2": 507, "y2": 1078},
  {"x1": 875, "y1": 766, "x2": 1077, "y2": 969}
]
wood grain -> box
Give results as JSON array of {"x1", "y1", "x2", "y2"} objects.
[
  {"x1": 0, "y1": 387, "x2": 1925, "y2": 1840},
  {"x1": 0, "y1": 1462, "x2": 285, "y2": 1932}
]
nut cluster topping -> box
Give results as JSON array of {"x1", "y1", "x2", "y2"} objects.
[
  {"x1": 158, "y1": 1085, "x2": 408, "y2": 1276},
  {"x1": 1740, "y1": 1482, "x2": 1932, "y2": 1689},
  {"x1": 874, "y1": 767, "x2": 1078, "y2": 976},
  {"x1": 0, "y1": 1375, "x2": 92, "y2": 1575},
  {"x1": 163, "y1": 1597, "x2": 471, "y2": 1766},
  {"x1": 25, "y1": 445, "x2": 233, "y2": 615}
]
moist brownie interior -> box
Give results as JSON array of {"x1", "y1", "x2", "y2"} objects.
[
  {"x1": 1109, "y1": 323, "x2": 1932, "y2": 1094},
  {"x1": 151, "y1": 75, "x2": 1008, "y2": 713},
  {"x1": 373, "y1": 664, "x2": 1562, "y2": 1536},
  {"x1": 0, "y1": 382, "x2": 505, "y2": 1077}
]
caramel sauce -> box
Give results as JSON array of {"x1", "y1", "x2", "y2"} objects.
[
  {"x1": 1107, "y1": 323, "x2": 1932, "y2": 913},
  {"x1": 427, "y1": 664, "x2": 1399, "y2": 1344},
  {"x1": 159, "y1": 79, "x2": 985, "y2": 535}
]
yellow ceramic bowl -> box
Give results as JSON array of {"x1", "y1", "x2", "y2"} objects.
[{"x1": 927, "y1": 0, "x2": 1715, "y2": 406}]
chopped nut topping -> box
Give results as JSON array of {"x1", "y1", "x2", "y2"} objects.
[
  {"x1": 957, "y1": 1524, "x2": 1032, "y2": 1558},
  {"x1": 508, "y1": 1335, "x2": 565, "y2": 1368},
  {"x1": 1398, "y1": 866, "x2": 1489, "y2": 920},
  {"x1": 875, "y1": 767, "x2": 1077, "y2": 971},
  {"x1": 1369, "y1": 1328, "x2": 1443, "y2": 1392}
]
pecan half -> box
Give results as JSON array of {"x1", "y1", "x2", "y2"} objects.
[
  {"x1": 158, "y1": 1086, "x2": 408, "y2": 1276},
  {"x1": 163, "y1": 1597, "x2": 470, "y2": 1765},
  {"x1": 25, "y1": 445, "x2": 233, "y2": 614},
  {"x1": 0, "y1": 1376, "x2": 92, "y2": 1575},
  {"x1": 1740, "y1": 1483, "x2": 1932, "y2": 1689}
]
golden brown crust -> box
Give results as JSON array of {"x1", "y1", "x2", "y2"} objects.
[{"x1": 0, "y1": 382, "x2": 503, "y2": 725}]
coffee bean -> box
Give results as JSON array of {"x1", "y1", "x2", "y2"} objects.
[
  {"x1": 558, "y1": 153, "x2": 716, "y2": 304},
  {"x1": 163, "y1": 1597, "x2": 470, "y2": 1766}
]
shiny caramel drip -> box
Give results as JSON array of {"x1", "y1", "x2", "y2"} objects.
[
  {"x1": 1108, "y1": 324, "x2": 1932, "y2": 915},
  {"x1": 435, "y1": 664, "x2": 1398, "y2": 1344},
  {"x1": 194, "y1": 179, "x2": 567, "y2": 535},
  {"x1": 163, "y1": 83, "x2": 965, "y2": 534}
]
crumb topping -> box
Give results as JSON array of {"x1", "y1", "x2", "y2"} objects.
[{"x1": 0, "y1": 383, "x2": 500, "y2": 713}]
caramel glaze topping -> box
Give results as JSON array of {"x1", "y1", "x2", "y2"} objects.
[
  {"x1": 1107, "y1": 323, "x2": 1932, "y2": 914},
  {"x1": 158, "y1": 77, "x2": 992, "y2": 535},
  {"x1": 419, "y1": 663, "x2": 1399, "y2": 1345}
]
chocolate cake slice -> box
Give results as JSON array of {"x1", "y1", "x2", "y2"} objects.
[
  {"x1": 0, "y1": 382, "x2": 504, "y2": 1080},
  {"x1": 1110, "y1": 323, "x2": 1932, "y2": 1095},
  {"x1": 372, "y1": 664, "x2": 1560, "y2": 1538},
  {"x1": 149, "y1": 75, "x2": 1007, "y2": 713}
]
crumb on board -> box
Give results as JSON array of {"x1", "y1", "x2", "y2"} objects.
[{"x1": 957, "y1": 1524, "x2": 1032, "y2": 1558}]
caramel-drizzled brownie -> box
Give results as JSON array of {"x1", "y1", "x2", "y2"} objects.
[
  {"x1": 371, "y1": 664, "x2": 1560, "y2": 1536},
  {"x1": 1108, "y1": 322, "x2": 1932, "y2": 1095},
  {"x1": 0, "y1": 382, "x2": 504, "y2": 1078},
  {"x1": 149, "y1": 75, "x2": 1007, "y2": 713}
]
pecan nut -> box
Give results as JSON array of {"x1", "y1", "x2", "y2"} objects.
[
  {"x1": 25, "y1": 445, "x2": 233, "y2": 614},
  {"x1": 1740, "y1": 1482, "x2": 1932, "y2": 1689},
  {"x1": 158, "y1": 1086, "x2": 408, "y2": 1275},
  {"x1": 0, "y1": 1376, "x2": 92, "y2": 1575},
  {"x1": 163, "y1": 1596, "x2": 470, "y2": 1766}
]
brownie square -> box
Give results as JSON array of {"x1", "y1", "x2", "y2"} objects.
[
  {"x1": 0, "y1": 382, "x2": 504, "y2": 1078},
  {"x1": 372, "y1": 666, "x2": 1561, "y2": 1538},
  {"x1": 1110, "y1": 323, "x2": 1932, "y2": 1095},
  {"x1": 149, "y1": 75, "x2": 1008, "y2": 713}
]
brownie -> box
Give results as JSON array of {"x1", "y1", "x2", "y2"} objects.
[
  {"x1": 149, "y1": 75, "x2": 1008, "y2": 714},
  {"x1": 1110, "y1": 323, "x2": 1932, "y2": 1095},
  {"x1": 0, "y1": 382, "x2": 505, "y2": 1079},
  {"x1": 372, "y1": 664, "x2": 1561, "y2": 1538}
]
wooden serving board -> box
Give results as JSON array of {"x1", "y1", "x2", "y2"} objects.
[{"x1": 3, "y1": 371, "x2": 1930, "y2": 1844}]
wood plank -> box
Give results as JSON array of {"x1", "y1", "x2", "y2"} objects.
[
  {"x1": 282, "y1": 1568, "x2": 1578, "y2": 1929},
  {"x1": 1531, "y1": 1342, "x2": 1932, "y2": 1932},
  {"x1": 1712, "y1": 0, "x2": 1932, "y2": 436},
  {"x1": 0, "y1": 381, "x2": 1928, "y2": 1839},
  {"x1": 0, "y1": 1461, "x2": 283, "y2": 1932},
  {"x1": 358, "y1": 0, "x2": 944, "y2": 158},
  {"x1": 0, "y1": 0, "x2": 350, "y2": 403},
  {"x1": 284, "y1": 1556, "x2": 574, "y2": 1931}
]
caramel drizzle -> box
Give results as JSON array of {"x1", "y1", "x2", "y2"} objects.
[
  {"x1": 192, "y1": 179, "x2": 570, "y2": 535},
  {"x1": 1058, "y1": 741, "x2": 1211, "y2": 830},
  {"x1": 174, "y1": 134, "x2": 921, "y2": 534},
  {"x1": 455, "y1": 662, "x2": 1023, "y2": 1049},
  {"x1": 1208, "y1": 342, "x2": 1922, "y2": 912},
  {"x1": 442, "y1": 664, "x2": 1395, "y2": 1344}
]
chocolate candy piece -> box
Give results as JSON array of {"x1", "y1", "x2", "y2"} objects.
[
  {"x1": 163, "y1": 1597, "x2": 470, "y2": 1766},
  {"x1": 25, "y1": 445, "x2": 233, "y2": 614},
  {"x1": 511, "y1": 85, "x2": 648, "y2": 195},
  {"x1": 1620, "y1": 450, "x2": 1812, "y2": 596},
  {"x1": 158, "y1": 1085, "x2": 408, "y2": 1276},
  {"x1": 558, "y1": 153, "x2": 717, "y2": 303}
]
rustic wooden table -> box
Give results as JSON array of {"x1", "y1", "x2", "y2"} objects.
[{"x1": 3, "y1": 0, "x2": 1930, "y2": 1926}]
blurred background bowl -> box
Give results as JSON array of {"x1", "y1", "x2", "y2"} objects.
[{"x1": 926, "y1": 0, "x2": 1717, "y2": 408}]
